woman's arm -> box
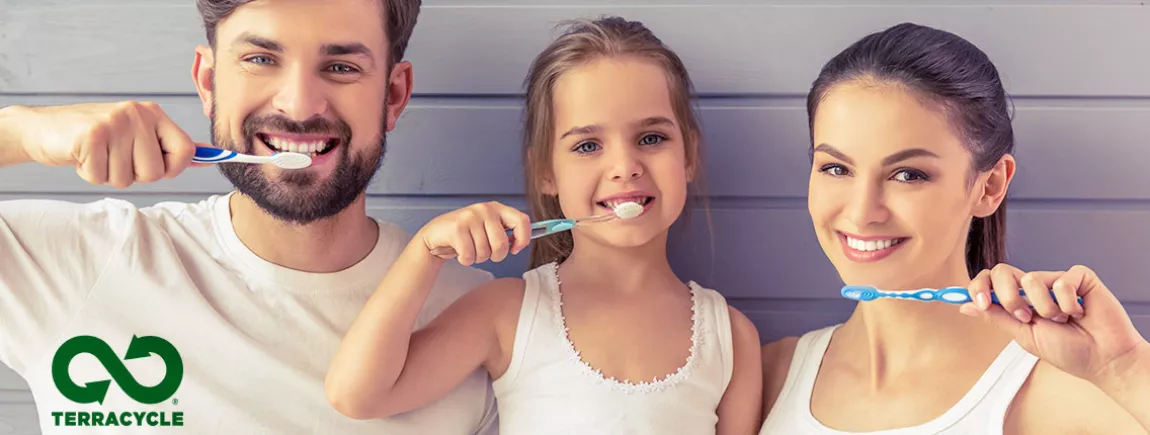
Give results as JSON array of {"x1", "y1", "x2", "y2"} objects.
[
  {"x1": 717, "y1": 307, "x2": 764, "y2": 435},
  {"x1": 1094, "y1": 343, "x2": 1150, "y2": 432}
]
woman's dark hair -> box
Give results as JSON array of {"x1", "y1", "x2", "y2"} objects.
[{"x1": 806, "y1": 22, "x2": 1014, "y2": 277}]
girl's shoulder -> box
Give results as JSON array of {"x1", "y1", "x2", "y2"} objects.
[{"x1": 760, "y1": 336, "x2": 800, "y2": 418}]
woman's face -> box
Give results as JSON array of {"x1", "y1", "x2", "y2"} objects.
[{"x1": 807, "y1": 81, "x2": 1007, "y2": 290}]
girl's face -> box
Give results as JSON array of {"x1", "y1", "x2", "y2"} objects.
[
  {"x1": 545, "y1": 56, "x2": 691, "y2": 248},
  {"x1": 808, "y1": 82, "x2": 1007, "y2": 289}
]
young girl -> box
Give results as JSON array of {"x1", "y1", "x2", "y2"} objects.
[
  {"x1": 325, "y1": 16, "x2": 763, "y2": 434},
  {"x1": 759, "y1": 22, "x2": 1150, "y2": 434}
]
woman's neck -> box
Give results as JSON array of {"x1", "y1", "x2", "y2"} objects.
[
  {"x1": 557, "y1": 231, "x2": 681, "y2": 294},
  {"x1": 833, "y1": 259, "x2": 1012, "y2": 386}
]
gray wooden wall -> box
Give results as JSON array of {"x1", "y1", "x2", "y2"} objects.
[{"x1": 3, "y1": 1, "x2": 1149, "y2": 433}]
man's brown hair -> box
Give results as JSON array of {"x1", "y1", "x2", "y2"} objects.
[{"x1": 195, "y1": 0, "x2": 421, "y2": 66}]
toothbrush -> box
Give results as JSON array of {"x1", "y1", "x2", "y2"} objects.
[
  {"x1": 841, "y1": 285, "x2": 1083, "y2": 308},
  {"x1": 429, "y1": 201, "x2": 644, "y2": 258},
  {"x1": 193, "y1": 146, "x2": 312, "y2": 169}
]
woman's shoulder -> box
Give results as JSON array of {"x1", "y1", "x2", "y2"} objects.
[{"x1": 1007, "y1": 360, "x2": 1146, "y2": 435}]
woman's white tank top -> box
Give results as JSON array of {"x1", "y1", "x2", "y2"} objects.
[{"x1": 759, "y1": 325, "x2": 1038, "y2": 435}]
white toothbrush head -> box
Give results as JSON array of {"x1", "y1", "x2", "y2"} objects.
[
  {"x1": 612, "y1": 201, "x2": 644, "y2": 220},
  {"x1": 271, "y1": 152, "x2": 312, "y2": 169}
]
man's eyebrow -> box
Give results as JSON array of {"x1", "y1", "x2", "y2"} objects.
[
  {"x1": 322, "y1": 42, "x2": 373, "y2": 58},
  {"x1": 233, "y1": 32, "x2": 282, "y2": 52}
]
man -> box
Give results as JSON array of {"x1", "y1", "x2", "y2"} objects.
[{"x1": 0, "y1": 0, "x2": 498, "y2": 433}]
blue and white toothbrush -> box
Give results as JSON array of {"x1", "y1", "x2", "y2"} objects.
[
  {"x1": 193, "y1": 146, "x2": 312, "y2": 169},
  {"x1": 429, "y1": 201, "x2": 644, "y2": 258},
  {"x1": 841, "y1": 285, "x2": 1083, "y2": 307}
]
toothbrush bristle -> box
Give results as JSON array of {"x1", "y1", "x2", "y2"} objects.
[
  {"x1": 613, "y1": 201, "x2": 643, "y2": 220},
  {"x1": 841, "y1": 285, "x2": 879, "y2": 301},
  {"x1": 274, "y1": 152, "x2": 312, "y2": 169}
]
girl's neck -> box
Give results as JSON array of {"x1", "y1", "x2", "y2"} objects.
[
  {"x1": 557, "y1": 231, "x2": 681, "y2": 294},
  {"x1": 833, "y1": 257, "x2": 1011, "y2": 384}
]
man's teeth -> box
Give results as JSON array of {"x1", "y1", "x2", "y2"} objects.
[
  {"x1": 265, "y1": 137, "x2": 331, "y2": 155},
  {"x1": 846, "y1": 236, "x2": 902, "y2": 252}
]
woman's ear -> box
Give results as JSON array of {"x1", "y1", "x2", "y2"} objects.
[{"x1": 972, "y1": 154, "x2": 1016, "y2": 218}]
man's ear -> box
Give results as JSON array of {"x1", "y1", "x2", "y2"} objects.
[
  {"x1": 192, "y1": 45, "x2": 215, "y2": 119},
  {"x1": 972, "y1": 154, "x2": 1016, "y2": 218},
  {"x1": 385, "y1": 60, "x2": 415, "y2": 132}
]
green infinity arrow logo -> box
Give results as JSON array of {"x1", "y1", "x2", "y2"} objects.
[{"x1": 51, "y1": 335, "x2": 183, "y2": 405}]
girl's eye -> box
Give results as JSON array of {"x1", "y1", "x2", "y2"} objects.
[
  {"x1": 639, "y1": 134, "x2": 665, "y2": 146},
  {"x1": 892, "y1": 169, "x2": 930, "y2": 183},
  {"x1": 574, "y1": 142, "x2": 601, "y2": 154},
  {"x1": 818, "y1": 163, "x2": 849, "y2": 177}
]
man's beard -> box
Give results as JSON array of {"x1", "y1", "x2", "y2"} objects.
[{"x1": 209, "y1": 101, "x2": 386, "y2": 225}]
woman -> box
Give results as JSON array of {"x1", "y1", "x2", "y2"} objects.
[{"x1": 758, "y1": 22, "x2": 1149, "y2": 434}]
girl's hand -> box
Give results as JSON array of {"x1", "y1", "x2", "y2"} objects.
[
  {"x1": 416, "y1": 201, "x2": 532, "y2": 266},
  {"x1": 962, "y1": 263, "x2": 1149, "y2": 386}
]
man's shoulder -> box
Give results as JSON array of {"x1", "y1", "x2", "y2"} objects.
[{"x1": 372, "y1": 219, "x2": 497, "y2": 323}]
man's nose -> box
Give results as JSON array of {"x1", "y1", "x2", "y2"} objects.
[{"x1": 272, "y1": 67, "x2": 329, "y2": 121}]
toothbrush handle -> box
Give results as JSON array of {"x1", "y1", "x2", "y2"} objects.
[
  {"x1": 192, "y1": 146, "x2": 268, "y2": 164},
  {"x1": 428, "y1": 219, "x2": 576, "y2": 258},
  {"x1": 990, "y1": 289, "x2": 1084, "y2": 308}
]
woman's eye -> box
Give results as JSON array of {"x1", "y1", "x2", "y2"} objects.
[
  {"x1": 819, "y1": 163, "x2": 849, "y2": 176},
  {"x1": 892, "y1": 169, "x2": 930, "y2": 183}
]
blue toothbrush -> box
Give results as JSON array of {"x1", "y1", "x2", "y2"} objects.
[
  {"x1": 193, "y1": 146, "x2": 312, "y2": 169},
  {"x1": 841, "y1": 285, "x2": 1083, "y2": 307}
]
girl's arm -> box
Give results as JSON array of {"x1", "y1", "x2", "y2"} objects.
[
  {"x1": 717, "y1": 306, "x2": 764, "y2": 435},
  {"x1": 325, "y1": 202, "x2": 532, "y2": 420}
]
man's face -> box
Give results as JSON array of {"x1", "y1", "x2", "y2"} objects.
[{"x1": 193, "y1": 0, "x2": 410, "y2": 224}]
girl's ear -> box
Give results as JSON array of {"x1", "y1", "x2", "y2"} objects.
[
  {"x1": 685, "y1": 131, "x2": 700, "y2": 183},
  {"x1": 539, "y1": 175, "x2": 558, "y2": 196},
  {"x1": 972, "y1": 154, "x2": 1016, "y2": 218}
]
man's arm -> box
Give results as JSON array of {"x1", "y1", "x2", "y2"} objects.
[{"x1": 0, "y1": 105, "x2": 34, "y2": 167}]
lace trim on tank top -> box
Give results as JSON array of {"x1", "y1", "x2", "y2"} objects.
[{"x1": 545, "y1": 262, "x2": 703, "y2": 394}]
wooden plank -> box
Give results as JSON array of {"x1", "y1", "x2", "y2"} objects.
[
  {"x1": 0, "y1": 403, "x2": 39, "y2": 435},
  {"x1": 0, "y1": 366, "x2": 27, "y2": 393},
  {"x1": 3, "y1": 96, "x2": 1150, "y2": 200},
  {"x1": 3, "y1": 4, "x2": 1149, "y2": 95},
  {"x1": 5, "y1": 192, "x2": 1146, "y2": 302}
]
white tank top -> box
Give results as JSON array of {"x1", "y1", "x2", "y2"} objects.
[
  {"x1": 492, "y1": 262, "x2": 735, "y2": 434},
  {"x1": 759, "y1": 325, "x2": 1038, "y2": 435}
]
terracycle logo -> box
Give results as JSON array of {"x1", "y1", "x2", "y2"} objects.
[{"x1": 49, "y1": 335, "x2": 185, "y2": 428}]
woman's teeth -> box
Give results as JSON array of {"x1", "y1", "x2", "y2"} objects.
[
  {"x1": 264, "y1": 136, "x2": 332, "y2": 156},
  {"x1": 846, "y1": 236, "x2": 903, "y2": 252}
]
